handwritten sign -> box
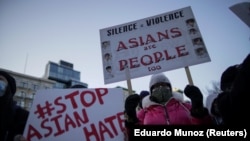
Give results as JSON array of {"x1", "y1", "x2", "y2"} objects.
[
  {"x1": 100, "y1": 6, "x2": 211, "y2": 84},
  {"x1": 23, "y1": 88, "x2": 125, "y2": 141}
]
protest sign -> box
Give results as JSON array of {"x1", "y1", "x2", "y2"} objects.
[
  {"x1": 230, "y1": 2, "x2": 250, "y2": 28},
  {"x1": 23, "y1": 88, "x2": 125, "y2": 141},
  {"x1": 100, "y1": 6, "x2": 211, "y2": 84}
]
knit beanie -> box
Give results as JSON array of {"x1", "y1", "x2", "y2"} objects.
[
  {"x1": 149, "y1": 73, "x2": 172, "y2": 92},
  {"x1": 139, "y1": 90, "x2": 149, "y2": 99}
]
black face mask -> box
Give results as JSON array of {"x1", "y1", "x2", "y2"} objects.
[
  {"x1": 0, "y1": 80, "x2": 7, "y2": 97},
  {"x1": 150, "y1": 86, "x2": 172, "y2": 104}
]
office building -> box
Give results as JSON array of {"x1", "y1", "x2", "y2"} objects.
[
  {"x1": 0, "y1": 68, "x2": 56, "y2": 111},
  {"x1": 44, "y1": 60, "x2": 88, "y2": 88},
  {"x1": 0, "y1": 60, "x2": 88, "y2": 111}
]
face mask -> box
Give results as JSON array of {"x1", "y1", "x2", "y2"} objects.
[
  {"x1": 0, "y1": 80, "x2": 7, "y2": 97},
  {"x1": 151, "y1": 86, "x2": 172, "y2": 104}
]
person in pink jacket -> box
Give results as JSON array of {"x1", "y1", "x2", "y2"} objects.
[{"x1": 136, "y1": 73, "x2": 212, "y2": 125}]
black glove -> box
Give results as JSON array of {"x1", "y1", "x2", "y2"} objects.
[
  {"x1": 124, "y1": 94, "x2": 140, "y2": 125},
  {"x1": 184, "y1": 85, "x2": 203, "y2": 107},
  {"x1": 184, "y1": 85, "x2": 208, "y2": 118}
]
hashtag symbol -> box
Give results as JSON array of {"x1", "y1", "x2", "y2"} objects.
[{"x1": 34, "y1": 101, "x2": 55, "y2": 119}]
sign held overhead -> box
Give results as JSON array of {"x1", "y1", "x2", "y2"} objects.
[{"x1": 100, "y1": 6, "x2": 211, "y2": 84}]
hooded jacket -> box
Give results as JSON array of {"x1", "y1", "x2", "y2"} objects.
[
  {"x1": 0, "y1": 70, "x2": 29, "y2": 141},
  {"x1": 137, "y1": 73, "x2": 211, "y2": 125},
  {"x1": 206, "y1": 54, "x2": 250, "y2": 125},
  {"x1": 137, "y1": 92, "x2": 206, "y2": 125}
]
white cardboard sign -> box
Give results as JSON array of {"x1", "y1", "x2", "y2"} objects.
[
  {"x1": 100, "y1": 6, "x2": 211, "y2": 84},
  {"x1": 23, "y1": 88, "x2": 125, "y2": 141}
]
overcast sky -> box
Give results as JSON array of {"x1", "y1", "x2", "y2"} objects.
[{"x1": 0, "y1": 0, "x2": 249, "y2": 97}]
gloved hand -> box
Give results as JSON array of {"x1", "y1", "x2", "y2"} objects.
[
  {"x1": 184, "y1": 85, "x2": 208, "y2": 118},
  {"x1": 124, "y1": 94, "x2": 140, "y2": 125},
  {"x1": 184, "y1": 85, "x2": 203, "y2": 102}
]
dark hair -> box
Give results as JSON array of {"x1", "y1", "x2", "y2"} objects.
[
  {"x1": 105, "y1": 53, "x2": 111, "y2": 57},
  {"x1": 186, "y1": 18, "x2": 195, "y2": 24},
  {"x1": 106, "y1": 66, "x2": 111, "y2": 70}
]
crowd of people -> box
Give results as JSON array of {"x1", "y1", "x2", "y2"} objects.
[
  {"x1": 0, "y1": 53, "x2": 249, "y2": 141},
  {"x1": 124, "y1": 53, "x2": 249, "y2": 140}
]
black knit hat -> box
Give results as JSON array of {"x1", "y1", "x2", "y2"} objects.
[
  {"x1": 139, "y1": 91, "x2": 149, "y2": 108},
  {"x1": 0, "y1": 70, "x2": 16, "y2": 95},
  {"x1": 220, "y1": 65, "x2": 239, "y2": 91},
  {"x1": 139, "y1": 90, "x2": 149, "y2": 99}
]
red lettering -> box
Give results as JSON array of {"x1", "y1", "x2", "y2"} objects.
[
  {"x1": 128, "y1": 38, "x2": 139, "y2": 48},
  {"x1": 99, "y1": 121, "x2": 114, "y2": 140},
  {"x1": 117, "y1": 112, "x2": 126, "y2": 132},
  {"x1": 64, "y1": 113, "x2": 77, "y2": 132},
  {"x1": 74, "y1": 109, "x2": 89, "y2": 126},
  {"x1": 153, "y1": 51, "x2": 163, "y2": 63},
  {"x1": 82, "y1": 112, "x2": 124, "y2": 141},
  {"x1": 141, "y1": 55, "x2": 153, "y2": 66},
  {"x1": 176, "y1": 45, "x2": 188, "y2": 57},
  {"x1": 145, "y1": 34, "x2": 157, "y2": 44},
  {"x1": 83, "y1": 124, "x2": 100, "y2": 141},
  {"x1": 54, "y1": 97, "x2": 66, "y2": 114},
  {"x1": 118, "y1": 60, "x2": 127, "y2": 71},
  {"x1": 129, "y1": 57, "x2": 140, "y2": 69},
  {"x1": 95, "y1": 88, "x2": 108, "y2": 105},
  {"x1": 118, "y1": 47, "x2": 188, "y2": 70},
  {"x1": 41, "y1": 119, "x2": 52, "y2": 137},
  {"x1": 50, "y1": 115, "x2": 65, "y2": 136},
  {"x1": 80, "y1": 90, "x2": 96, "y2": 107},
  {"x1": 163, "y1": 50, "x2": 176, "y2": 60},
  {"x1": 116, "y1": 42, "x2": 127, "y2": 51},
  {"x1": 157, "y1": 30, "x2": 169, "y2": 41},
  {"x1": 26, "y1": 124, "x2": 43, "y2": 141},
  {"x1": 139, "y1": 36, "x2": 144, "y2": 46},
  {"x1": 170, "y1": 27, "x2": 182, "y2": 38},
  {"x1": 65, "y1": 91, "x2": 79, "y2": 109},
  {"x1": 104, "y1": 115, "x2": 118, "y2": 136},
  {"x1": 116, "y1": 27, "x2": 182, "y2": 51}
]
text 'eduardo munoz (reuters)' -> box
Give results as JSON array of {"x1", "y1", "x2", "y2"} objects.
[{"x1": 132, "y1": 128, "x2": 247, "y2": 139}]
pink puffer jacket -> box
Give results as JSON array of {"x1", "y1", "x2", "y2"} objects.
[{"x1": 137, "y1": 95, "x2": 211, "y2": 125}]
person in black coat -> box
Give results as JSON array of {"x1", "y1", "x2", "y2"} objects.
[
  {"x1": 124, "y1": 94, "x2": 140, "y2": 141},
  {"x1": 206, "y1": 53, "x2": 250, "y2": 125},
  {"x1": 0, "y1": 70, "x2": 29, "y2": 141},
  {"x1": 219, "y1": 54, "x2": 250, "y2": 125}
]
